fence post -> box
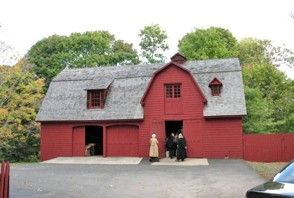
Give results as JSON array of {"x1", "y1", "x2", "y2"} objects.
[
  {"x1": 242, "y1": 134, "x2": 246, "y2": 160},
  {"x1": 3, "y1": 162, "x2": 9, "y2": 198},
  {"x1": 0, "y1": 162, "x2": 5, "y2": 198},
  {"x1": 281, "y1": 136, "x2": 285, "y2": 162}
]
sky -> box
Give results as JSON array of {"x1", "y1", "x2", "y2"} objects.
[{"x1": 1, "y1": 0, "x2": 294, "y2": 77}]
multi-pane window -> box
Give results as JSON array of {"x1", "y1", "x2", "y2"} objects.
[
  {"x1": 165, "y1": 85, "x2": 173, "y2": 98},
  {"x1": 87, "y1": 90, "x2": 104, "y2": 109},
  {"x1": 174, "y1": 84, "x2": 181, "y2": 98},
  {"x1": 165, "y1": 84, "x2": 181, "y2": 98}
]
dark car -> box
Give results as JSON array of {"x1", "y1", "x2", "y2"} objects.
[{"x1": 246, "y1": 161, "x2": 294, "y2": 198}]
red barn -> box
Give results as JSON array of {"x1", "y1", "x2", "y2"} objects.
[{"x1": 37, "y1": 53, "x2": 247, "y2": 161}]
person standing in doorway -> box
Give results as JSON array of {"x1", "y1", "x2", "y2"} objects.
[
  {"x1": 176, "y1": 133, "x2": 187, "y2": 162},
  {"x1": 149, "y1": 133, "x2": 159, "y2": 162},
  {"x1": 166, "y1": 133, "x2": 176, "y2": 159}
]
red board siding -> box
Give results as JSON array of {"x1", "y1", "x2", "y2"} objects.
[
  {"x1": 40, "y1": 123, "x2": 73, "y2": 161},
  {"x1": 203, "y1": 118, "x2": 243, "y2": 158},
  {"x1": 243, "y1": 134, "x2": 294, "y2": 162},
  {"x1": 139, "y1": 66, "x2": 204, "y2": 157},
  {"x1": 72, "y1": 127, "x2": 85, "y2": 156},
  {"x1": 184, "y1": 119, "x2": 203, "y2": 157},
  {"x1": 106, "y1": 125, "x2": 139, "y2": 156}
]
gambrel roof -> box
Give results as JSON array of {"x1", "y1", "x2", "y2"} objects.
[{"x1": 36, "y1": 57, "x2": 247, "y2": 121}]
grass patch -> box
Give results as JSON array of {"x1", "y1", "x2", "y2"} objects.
[{"x1": 247, "y1": 161, "x2": 288, "y2": 180}]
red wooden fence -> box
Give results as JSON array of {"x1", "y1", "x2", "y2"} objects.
[
  {"x1": 243, "y1": 134, "x2": 294, "y2": 162},
  {"x1": 0, "y1": 161, "x2": 9, "y2": 198}
]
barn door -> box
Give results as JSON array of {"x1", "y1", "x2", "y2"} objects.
[
  {"x1": 72, "y1": 127, "x2": 85, "y2": 156},
  {"x1": 151, "y1": 120, "x2": 165, "y2": 157},
  {"x1": 183, "y1": 120, "x2": 203, "y2": 157},
  {"x1": 107, "y1": 125, "x2": 139, "y2": 156}
]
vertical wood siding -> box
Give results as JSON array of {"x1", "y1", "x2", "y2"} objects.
[
  {"x1": 243, "y1": 134, "x2": 294, "y2": 162},
  {"x1": 72, "y1": 127, "x2": 85, "y2": 156},
  {"x1": 140, "y1": 64, "x2": 243, "y2": 158},
  {"x1": 40, "y1": 123, "x2": 73, "y2": 161},
  {"x1": 106, "y1": 125, "x2": 139, "y2": 156}
]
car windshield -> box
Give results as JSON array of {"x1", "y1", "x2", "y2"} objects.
[{"x1": 274, "y1": 162, "x2": 294, "y2": 184}]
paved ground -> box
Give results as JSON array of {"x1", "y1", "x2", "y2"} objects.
[
  {"x1": 43, "y1": 156, "x2": 143, "y2": 165},
  {"x1": 11, "y1": 159, "x2": 265, "y2": 198},
  {"x1": 152, "y1": 158, "x2": 209, "y2": 166},
  {"x1": 43, "y1": 157, "x2": 209, "y2": 166}
]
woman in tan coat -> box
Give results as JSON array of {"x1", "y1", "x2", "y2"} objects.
[{"x1": 149, "y1": 133, "x2": 159, "y2": 162}]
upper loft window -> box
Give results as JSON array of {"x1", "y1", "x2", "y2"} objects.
[
  {"x1": 87, "y1": 90, "x2": 106, "y2": 109},
  {"x1": 165, "y1": 84, "x2": 181, "y2": 98},
  {"x1": 209, "y1": 78, "x2": 222, "y2": 96}
]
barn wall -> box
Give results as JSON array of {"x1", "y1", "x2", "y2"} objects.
[
  {"x1": 40, "y1": 123, "x2": 73, "y2": 161},
  {"x1": 40, "y1": 122, "x2": 141, "y2": 160},
  {"x1": 203, "y1": 118, "x2": 243, "y2": 158},
  {"x1": 106, "y1": 125, "x2": 139, "y2": 156},
  {"x1": 140, "y1": 65, "x2": 206, "y2": 157}
]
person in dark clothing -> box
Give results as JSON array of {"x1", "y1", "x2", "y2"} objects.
[
  {"x1": 176, "y1": 133, "x2": 187, "y2": 161},
  {"x1": 166, "y1": 133, "x2": 176, "y2": 159}
]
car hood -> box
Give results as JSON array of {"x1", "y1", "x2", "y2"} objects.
[{"x1": 248, "y1": 181, "x2": 294, "y2": 197}]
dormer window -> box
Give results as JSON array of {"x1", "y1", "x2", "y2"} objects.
[
  {"x1": 165, "y1": 84, "x2": 181, "y2": 98},
  {"x1": 87, "y1": 89, "x2": 106, "y2": 109},
  {"x1": 209, "y1": 78, "x2": 222, "y2": 96}
]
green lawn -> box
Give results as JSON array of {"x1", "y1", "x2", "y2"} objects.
[{"x1": 247, "y1": 161, "x2": 288, "y2": 180}]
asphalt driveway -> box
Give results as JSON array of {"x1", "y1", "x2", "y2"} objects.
[{"x1": 11, "y1": 159, "x2": 265, "y2": 198}]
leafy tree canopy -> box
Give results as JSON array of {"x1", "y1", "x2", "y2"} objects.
[
  {"x1": 178, "y1": 27, "x2": 238, "y2": 60},
  {"x1": 242, "y1": 62, "x2": 294, "y2": 133},
  {"x1": 139, "y1": 24, "x2": 169, "y2": 63},
  {"x1": 27, "y1": 31, "x2": 140, "y2": 88},
  {"x1": 239, "y1": 38, "x2": 294, "y2": 68},
  {"x1": 238, "y1": 38, "x2": 270, "y2": 66},
  {"x1": 0, "y1": 59, "x2": 44, "y2": 161}
]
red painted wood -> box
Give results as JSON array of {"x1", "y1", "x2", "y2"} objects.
[
  {"x1": 139, "y1": 65, "x2": 243, "y2": 158},
  {"x1": 184, "y1": 120, "x2": 203, "y2": 157},
  {"x1": 151, "y1": 120, "x2": 165, "y2": 157},
  {"x1": 203, "y1": 118, "x2": 243, "y2": 158},
  {"x1": 106, "y1": 125, "x2": 139, "y2": 156},
  {"x1": 3, "y1": 162, "x2": 9, "y2": 198},
  {"x1": 243, "y1": 134, "x2": 294, "y2": 162},
  {"x1": 141, "y1": 62, "x2": 207, "y2": 105},
  {"x1": 40, "y1": 123, "x2": 73, "y2": 160},
  {"x1": 0, "y1": 162, "x2": 4, "y2": 198},
  {"x1": 0, "y1": 162, "x2": 9, "y2": 198},
  {"x1": 103, "y1": 126, "x2": 107, "y2": 157},
  {"x1": 72, "y1": 127, "x2": 85, "y2": 156}
]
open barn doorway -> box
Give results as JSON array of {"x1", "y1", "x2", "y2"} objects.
[
  {"x1": 85, "y1": 126, "x2": 103, "y2": 156},
  {"x1": 165, "y1": 121, "x2": 183, "y2": 138}
]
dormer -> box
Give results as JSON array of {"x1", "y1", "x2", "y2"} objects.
[
  {"x1": 170, "y1": 53, "x2": 187, "y2": 64},
  {"x1": 87, "y1": 89, "x2": 108, "y2": 109},
  {"x1": 86, "y1": 78, "x2": 112, "y2": 109},
  {"x1": 209, "y1": 78, "x2": 222, "y2": 96}
]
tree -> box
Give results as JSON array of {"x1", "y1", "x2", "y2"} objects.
[
  {"x1": 178, "y1": 27, "x2": 238, "y2": 60},
  {"x1": 27, "y1": 31, "x2": 139, "y2": 88},
  {"x1": 242, "y1": 63, "x2": 294, "y2": 133},
  {"x1": 243, "y1": 87, "x2": 276, "y2": 133},
  {"x1": 139, "y1": 24, "x2": 169, "y2": 63},
  {"x1": 238, "y1": 38, "x2": 270, "y2": 66},
  {"x1": 0, "y1": 59, "x2": 44, "y2": 161},
  {"x1": 239, "y1": 38, "x2": 294, "y2": 68}
]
